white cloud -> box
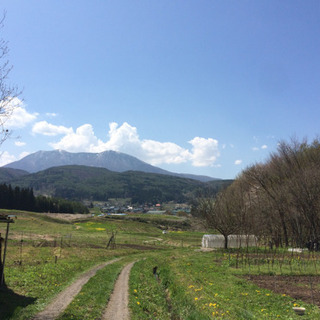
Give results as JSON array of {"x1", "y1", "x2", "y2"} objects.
[
  {"x1": 50, "y1": 124, "x2": 104, "y2": 152},
  {"x1": 0, "y1": 151, "x2": 30, "y2": 166},
  {"x1": 0, "y1": 151, "x2": 17, "y2": 166},
  {"x1": 2, "y1": 98, "x2": 38, "y2": 129},
  {"x1": 102, "y1": 122, "x2": 141, "y2": 154},
  {"x1": 49, "y1": 121, "x2": 221, "y2": 167},
  {"x1": 15, "y1": 141, "x2": 26, "y2": 147},
  {"x1": 19, "y1": 151, "x2": 30, "y2": 159},
  {"x1": 252, "y1": 145, "x2": 268, "y2": 151},
  {"x1": 141, "y1": 140, "x2": 191, "y2": 165},
  {"x1": 32, "y1": 121, "x2": 72, "y2": 136},
  {"x1": 46, "y1": 112, "x2": 58, "y2": 117},
  {"x1": 189, "y1": 137, "x2": 220, "y2": 167},
  {"x1": 99, "y1": 122, "x2": 191, "y2": 165},
  {"x1": 235, "y1": 159, "x2": 242, "y2": 165}
]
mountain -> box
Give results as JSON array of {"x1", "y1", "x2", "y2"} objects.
[
  {"x1": 3, "y1": 150, "x2": 217, "y2": 182},
  {"x1": 8, "y1": 165, "x2": 208, "y2": 203},
  {"x1": 0, "y1": 167, "x2": 29, "y2": 183}
]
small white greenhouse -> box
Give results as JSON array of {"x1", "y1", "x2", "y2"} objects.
[{"x1": 202, "y1": 234, "x2": 258, "y2": 249}]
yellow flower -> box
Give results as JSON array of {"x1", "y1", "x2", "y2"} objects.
[
  {"x1": 265, "y1": 293, "x2": 270, "y2": 296},
  {"x1": 195, "y1": 297, "x2": 198, "y2": 301},
  {"x1": 137, "y1": 301, "x2": 140, "y2": 305},
  {"x1": 188, "y1": 285, "x2": 194, "y2": 288},
  {"x1": 134, "y1": 289, "x2": 137, "y2": 293}
]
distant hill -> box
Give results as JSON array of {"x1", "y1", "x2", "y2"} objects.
[
  {"x1": 0, "y1": 167, "x2": 29, "y2": 183},
  {"x1": 3, "y1": 150, "x2": 217, "y2": 182},
  {"x1": 8, "y1": 165, "x2": 210, "y2": 203}
]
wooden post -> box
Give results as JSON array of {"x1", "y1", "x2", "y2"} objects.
[{"x1": 0, "y1": 214, "x2": 15, "y2": 287}]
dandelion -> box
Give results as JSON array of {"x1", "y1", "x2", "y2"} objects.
[
  {"x1": 293, "y1": 303, "x2": 299, "y2": 307},
  {"x1": 214, "y1": 293, "x2": 218, "y2": 297},
  {"x1": 265, "y1": 293, "x2": 270, "y2": 296},
  {"x1": 195, "y1": 297, "x2": 198, "y2": 301},
  {"x1": 134, "y1": 289, "x2": 137, "y2": 293},
  {"x1": 261, "y1": 309, "x2": 266, "y2": 312},
  {"x1": 137, "y1": 301, "x2": 140, "y2": 305},
  {"x1": 188, "y1": 285, "x2": 194, "y2": 288}
]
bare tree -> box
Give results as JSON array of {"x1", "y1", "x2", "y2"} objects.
[
  {"x1": 0, "y1": 12, "x2": 20, "y2": 287},
  {"x1": 0, "y1": 12, "x2": 21, "y2": 147},
  {"x1": 197, "y1": 183, "x2": 244, "y2": 249}
]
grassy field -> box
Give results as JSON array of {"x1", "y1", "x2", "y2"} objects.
[{"x1": 1, "y1": 210, "x2": 320, "y2": 319}]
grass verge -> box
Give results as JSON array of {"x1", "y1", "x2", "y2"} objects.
[{"x1": 129, "y1": 249, "x2": 320, "y2": 319}]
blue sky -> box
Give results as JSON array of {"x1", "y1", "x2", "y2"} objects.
[{"x1": 0, "y1": 0, "x2": 319, "y2": 179}]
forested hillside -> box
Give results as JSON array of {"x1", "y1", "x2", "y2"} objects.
[
  {"x1": 5, "y1": 165, "x2": 231, "y2": 204},
  {"x1": 0, "y1": 183, "x2": 89, "y2": 213}
]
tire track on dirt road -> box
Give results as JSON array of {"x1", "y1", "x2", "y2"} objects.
[
  {"x1": 102, "y1": 261, "x2": 137, "y2": 320},
  {"x1": 32, "y1": 258, "x2": 121, "y2": 320}
]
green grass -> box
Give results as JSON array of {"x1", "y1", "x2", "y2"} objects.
[
  {"x1": 57, "y1": 259, "x2": 128, "y2": 320},
  {"x1": 129, "y1": 257, "x2": 172, "y2": 320},
  {"x1": 2, "y1": 246, "x2": 136, "y2": 320},
  {"x1": 129, "y1": 250, "x2": 320, "y2": 319},
  {"x1": 3, "y1": 209, "x2": 320, "y2": 319}
]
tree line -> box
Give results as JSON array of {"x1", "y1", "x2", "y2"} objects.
[
  {"x1": 196, "y1": 138, "x2": 320, "y2": 250},
  {"x1": 0, "y1": 184, "x2": 89, "y2": 214}
]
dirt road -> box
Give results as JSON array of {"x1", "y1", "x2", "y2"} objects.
[
  {"x1": 32, "y1": 258, "x2": 120, "y2": 320},
  {"x1": 102, "y1": 261, "x2": 136, "y2": 320}
]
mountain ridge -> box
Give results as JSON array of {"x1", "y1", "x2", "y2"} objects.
[
  {"x1": 3, "y1": 150, "x2": 218, "y2": 182},
  {"x1": 4, "y1": 165, "x2": 208, "y2": 203}
]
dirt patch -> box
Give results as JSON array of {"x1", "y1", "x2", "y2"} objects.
[
  {"x1": 245, "y1": 275, "x2": 320, "y2": 307},
  {"x1": 43, "y1": 213, "x2": 93, "y2": 221},
  {"x1": 10, "y1": 233, "x2": 56, "y2": 241},
  {"x1": 102, "y1": 261, "x2": 136, "y2": 320},
  {"x1": 118, "y1": 243, "x2": 159, "y2": 251}
]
